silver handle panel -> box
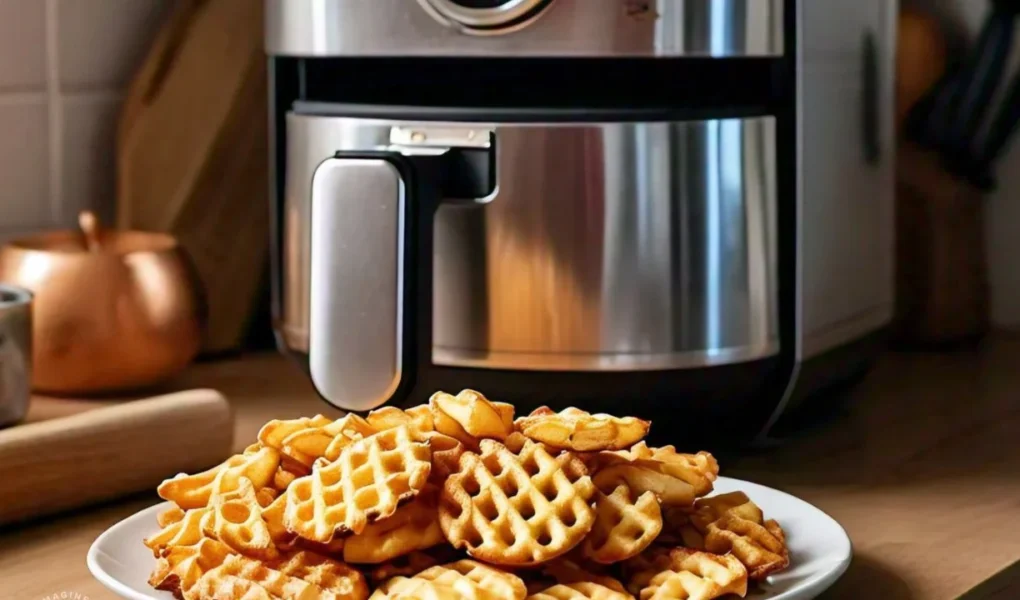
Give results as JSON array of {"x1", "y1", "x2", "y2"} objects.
[{"x1": 309, "y1": 158, "x2": 406, "y2": 411}]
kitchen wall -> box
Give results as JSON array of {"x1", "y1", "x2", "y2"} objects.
[
  {"x1": 0, "y1": 0, "x2": 167, "y2": 240},
  {"x1": 912, "y1": 0, "x2": 1020, "y2": 329}
]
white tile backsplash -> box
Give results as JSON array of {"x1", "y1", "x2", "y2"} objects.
[
  {"x1": 56, "y1": 0, "x2": 167, "y2": 91},
  {"x1": 0, "y1": 0, "x2": 167, "y2": 239},
  {"x1": 59, "y1": 94, "x2": 120, "y2": 225},
  {"x1": 0, "y1": 0, "x2": 47, "y2": 92},
  {"x1": 0, "y1": 100, "x2": 50, "y2": 231}
]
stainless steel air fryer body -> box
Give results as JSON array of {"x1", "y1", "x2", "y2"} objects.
[{"x1": 266, "y1": 0, "x2": 894, "y2": 443}]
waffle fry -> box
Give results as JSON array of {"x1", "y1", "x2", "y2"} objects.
[
  {"x1": 372, "y1": 560, "x2": 527, "y2": 600},
  {"x1": 344, "y1": 484, "x2": 444, "y2": 564},
  {"x1": 145, "y1": 507, "x2": 212, "y2": 556},
  {"x1": 201, "y1": 477, "x2": 280, "y2": 561},
  {"x1": 514, "y1": 407, "x2": 649, "y2": 452},
  {"x1": 274, "y1": 550, "x2": 369, "y2": 599},
  {"x1": 258, "y1": 415, "x2": 334, "y2": 449},
  {"x1": 158, "y1": 504, "x2": 186, "y2": 528},
  {"x1": 285, "y1": 425, "x2": 432, "y2": 541},
  {"x1": 591, "y1": 459, "x2": 697, "y2": 508},
  {"x1": 440, "y1": 435, "x2": 596, "y2": 566},
  {"x1": 188, "y1": 573, "x2": 275, "y2": 600},
  {"x1": 158, "y1": 445, "x2": 281, "y2": 510},
  {"x1": 191, "y1": 553, "x2": 322, "y2": 600},
  {"x1": 636, "y1": 549, "x2": 747, "y2": 600},
  {"x1": 148, "y1": 537, "x2": 233, "y2": 598},
  {"x1": 146, "y1": 396, "x2": 794, "y2": 600},
  {"x1": 367, "y1": 406, "x2": 434, "y2": 434},
  {"x1": 582, "y1": 483, "x2": 662, "y2": 563},
  {"x1": 527, "y1": 582, "x2": 634, "y2": 600},
  {"x1": 704, "y1": 515, "x2": 789, "y2": 580},
  {"x1": 430, "y1": 390, "x2": 515, "y2": 441},
  {"x1": 688, "y1": 492, "x2": 762, "y2": 533}
]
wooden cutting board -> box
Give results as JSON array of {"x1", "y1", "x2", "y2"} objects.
[
  {"x1": 0, "y1": 389, "x2": 233, "y2": 525},
  {"x1": 117, "y1": 0, "x2": 269, "y2": 354}
]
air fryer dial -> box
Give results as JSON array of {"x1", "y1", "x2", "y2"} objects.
[{"x1": 418, "y1": 0, "x2": 556, "y2": 34}]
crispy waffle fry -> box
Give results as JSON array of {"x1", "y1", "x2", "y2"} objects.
[
  {"x1": 372, "y1": 560, "x2": 526, "y2": 600},
  {"x1": 704, "y1": 515, "x2": 789, "y2": 580},
  {"x1": 527, "y1": 582, "x2": 634, "y2": 600},
  {"x1": 619, "y1": 546, "x2": 673, "y2": 596},
  {"x1": 188, "y1": 573, "x2": 275, "y2": 600},
  {"x1": 636, "y1": 549, "x2": 747, "y2": 600},
  {"x1": 285, "y1": 425, "x2": 432, "y2": 541},
  {"x1": 364, "y1": 404, "x2": 464, "y2": 480},
  {"x1": 158, "y1": 446, "x2": 281, "y2": 510},
  {"x1": 514, "y1": 407, "x2": 649, "y2": 452},
  {"x1": 591, "y1": 459, "x2": 696, "y2": 508},
  {"x1": 688, "y1": 492, "x2": 762, "y2": 533},
  {"x1": 344, "y1": 484, "x2": 444, "y2": 564},
  {"x1": 582, "y1": 483, "x2": 662, "y2": 563},
  {"x1": 258, "y1": 415, "x2": 334, "y2": 450},
  {"x1": 273, "y1": 550, "x2": 369, "y2": 599},
  {"x1": 191, "y1": 553, "x2": 321, "y2": 600},
  {"x1": 145, "y1": 507, "x2": 212, "y2": 556},
  {"x1": 148, "y1": 537, "x2": 233, "y2": 598},
  {"x1": 440, "y1": 435, "x2": 596, "y2": 566},
  {"x1": 201, "y1": 477, "x2": 280, "y2": 561},
  {"x1": 609, "y1": 445, "x2": 717, "y2": 499},
  {"x1": 158, "y1": 504, "x2": 186, "y2": 528},
  {"x1": 430, "y1": 390, "x2": 514, "y2": 441}
]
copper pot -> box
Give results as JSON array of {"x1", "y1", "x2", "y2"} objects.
[{"x1": 0, "y1": 212, "x2": 205, "y2": 395}]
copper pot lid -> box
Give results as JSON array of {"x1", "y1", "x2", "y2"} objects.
[{"x1": 4, "y1": 211, "x2": 179, "y2": 256}]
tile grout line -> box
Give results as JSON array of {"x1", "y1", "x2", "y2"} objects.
[{"x1": 44, "y1": 0, "x2": 63, "y2": 225}]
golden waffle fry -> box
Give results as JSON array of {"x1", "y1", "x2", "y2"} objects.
[
  {"x1": 527, "y1": 582, "x2": 634, "y2": 600},
  {"x1": 145, "y1": 507, "x2": 212, "y2": 556},
  {"x1": 704, "y1": 515, "x2": 789, "y2": 580},
  {"x1": 274, "y1": 467, "x2": 299, "y2": 492},
  {"x1": 372, "y1": 560, "x2": 526, "y2": 600},
  {"x1": 440, "y1": 435, "x2": 596, "y2": 566},
  {"x1": 158, "y1": 504, "x2": 186, "y2": 528},
  {"x1": 273, "y1": 550, "x2": 370, "y2": 600},
  {"x1": 591, "y1": 459, "x2": 696, "y2": 508},
  {"x1": 201, "y1": 477, "x2": 280, "y2": 561},
  {"x1": 148, "y1": 537, "x2": 234, "y2": 598},
  {"x1": 430, "y1": 390, "x2": 514, "y2": 441},
  {"x1": 429, "y1": 395, "x2": 482, "y2": 451},
  {"x1": 637, "y1": 549, "x2": 747, "y2": 600},
  {"x1": 188, "y1": 573, "x2": 276, "y2": 600},
  {"x1": 344, "y1": 484, "x2": 444, "y2": 564},
  {"x1": 688, "y1": 492, "x2": 762, "y2": 533},
  {"x1": 610, "y1": 445, "x2": 717, "y2": 499},
  {"x1": 259, "y1": 415, "x2": 334, "y2": 450},
  {"x1": 581, "y1": 483, "x2": 662, "y2": 564},
  {"x1": 426, "y1": 431, "x2": 467, "y2": 481},
  {"x1": 158, "y1": 446, "x2": 281, "y2": 510},
  {"x1": 285, "y1": 425, "x2": 432, "y2": 541},
  {"x1": 367, "y1": 405, "x2": 435, "y2": 435},
  {"x1": 262, "y1": 492, "x2": 298, "y2": 549},
  {"x1": 191, "y1": 553, "x2": 321, "y2": 600},
  {"x1": 514, "y1": 407, "x2": 649, "y2": 452}
]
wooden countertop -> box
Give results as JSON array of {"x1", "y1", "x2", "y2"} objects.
[{"x1": 2, "y1": 340, "x2": 1020, "y2": 600}]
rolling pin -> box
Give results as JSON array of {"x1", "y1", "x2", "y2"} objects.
[{"x1": 0, "y1": 389, "x2": 233, "y2": 525}]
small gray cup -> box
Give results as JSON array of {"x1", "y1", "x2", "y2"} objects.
[{"x1": 0, "y1": 285, "x2": 31, "y2": 427}]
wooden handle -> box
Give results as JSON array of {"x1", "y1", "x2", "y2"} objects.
[{"x1": 0, "y1": 389, "x2": 233, "y2": 525}]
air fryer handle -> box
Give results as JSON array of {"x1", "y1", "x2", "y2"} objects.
[{"x1": 308, "y1": 153, "x2": 420, "y2": 412}]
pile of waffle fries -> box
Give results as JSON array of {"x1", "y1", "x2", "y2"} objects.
[{"x1": 146, "y1": 390, "x2": 790, "y2": 599}]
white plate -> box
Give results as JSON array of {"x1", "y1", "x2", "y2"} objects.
[{"x1": 88, "y1": 477, "x2": 851, "y2": 600}]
